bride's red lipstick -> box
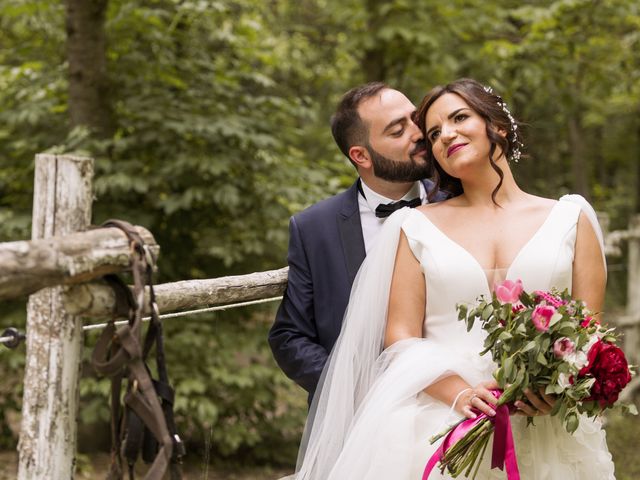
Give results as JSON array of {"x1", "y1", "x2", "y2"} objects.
[{"x1": 447, "y1": 143, "x2": 467, "y2": 157}]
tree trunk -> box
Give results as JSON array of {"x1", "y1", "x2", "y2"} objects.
[
  {"x1": 567, "y1": 115, "x2": 590, "y2": 199},
  {"x1": 636, "y1": 120, "x2": 640, "y2": 213},
  {"x1": 65, "y1": 0, "x2": 113, "y2": 137},
  {"x1": 18, "y1": 155, "x2": 93, "y2": 480},
  {"x1": 360, "y1": 0, "x2": 387, "y2": 81}
]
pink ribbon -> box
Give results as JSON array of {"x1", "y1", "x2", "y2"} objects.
[{"x1": 422, "y1": 390, "x2": 520, "y2": 480}]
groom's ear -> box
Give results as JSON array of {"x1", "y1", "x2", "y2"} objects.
[{"x1": 349, "y1": 145, "x2": 371, "y2": 169}]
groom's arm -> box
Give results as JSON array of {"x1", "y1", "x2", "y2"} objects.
[{"x1": 269, "y1": 216, "x2": 328, "y2": 397}]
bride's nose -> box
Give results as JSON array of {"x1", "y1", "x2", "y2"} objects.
[{"x1": 439, "y1": 123, "x2": 457, "y2": 144}]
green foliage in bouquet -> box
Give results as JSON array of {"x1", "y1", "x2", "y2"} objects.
[
  {"x1": 429, "y1": 282, "x2": 636, "y2": 479},
  {"x1": 458, "y1": 282, "x2": 636, "y2": 433}
]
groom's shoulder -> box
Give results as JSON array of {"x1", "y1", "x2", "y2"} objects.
[{"x1": 293, "y1": 182, "x2": 357, "y2": 226}]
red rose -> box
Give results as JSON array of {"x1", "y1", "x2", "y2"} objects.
[{"x1": 578, "y1": 340, "x2": 632, "y2": 408}]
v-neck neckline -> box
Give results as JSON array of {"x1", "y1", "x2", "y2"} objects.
[{"x1": 412, "y1": 201, "x2": 560, "y2": 294}]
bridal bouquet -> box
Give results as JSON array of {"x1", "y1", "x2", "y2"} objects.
[{"x1": 423, "y1": 279, "x2": 636, "y2": 479}]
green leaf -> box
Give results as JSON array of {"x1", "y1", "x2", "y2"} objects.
[
  {"x1": 549, "y1": 312, "x2": 563, "y2": 327},
  {"x1": 549, "y1": 396, "x2": 564, "y2": 417},
  {"x1": 565, "y1": 412, "x2": 579, "y2": 434},
  {"x1": 503, "y1": 357, "x2": 514, "y2": 381},
  {"x1": 498, "y1": 331, "x2": 513, "y2": 342},
  {"x1": 536, "y1": 352, "x2": 548, "y2": 366}
]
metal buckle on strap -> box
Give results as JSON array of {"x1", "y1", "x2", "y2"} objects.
[{"x1": 173, "y1": 434, "x2": 186, "y2": 459}]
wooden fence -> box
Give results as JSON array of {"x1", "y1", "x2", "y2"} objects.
[{"x1": 1, "y1": 154, "x2": 638, "y2": 479}]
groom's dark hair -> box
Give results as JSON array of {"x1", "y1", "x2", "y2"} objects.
[{"x1": 331, "y1": 82, "x2": 388, "y2": 166}]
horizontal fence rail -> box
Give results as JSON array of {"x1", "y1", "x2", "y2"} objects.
[
  {"x1": 63, "y1": 267, "x2": 288, "y2": 317},
  {"x1": 0, "y1": 225, "x2": 158, "y2": 300}
]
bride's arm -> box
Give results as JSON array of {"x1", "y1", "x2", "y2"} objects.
[
  {"x1": 572, "y1": 211, "x2": 607, "y2": 315},
  {"x1": 384, "y1": 231, "x2": 498, "y2": 419},
  {"x1": 384, "y1": 231, "x2": 425, "y2": 346}
]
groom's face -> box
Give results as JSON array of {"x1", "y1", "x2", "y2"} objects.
[{"x1": 356, "y1": 89, "x2": 430, "y2": 182}]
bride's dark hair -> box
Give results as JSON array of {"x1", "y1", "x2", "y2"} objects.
[{"x1": 416, "y1": 78, "x2": 522, "y2": 204}]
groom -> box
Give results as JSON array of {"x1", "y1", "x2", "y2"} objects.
[{"x1": 268, "y1": 83, "x2": 449, "y2": 402}]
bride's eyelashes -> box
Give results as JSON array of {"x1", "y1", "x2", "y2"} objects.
[{"x1": 426, "y1": 114, "x2": 470, "y2": 143}]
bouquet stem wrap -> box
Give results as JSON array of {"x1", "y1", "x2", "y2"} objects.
[{"x1": 422, "y1": 390, "x2": 520, "y2": 480}]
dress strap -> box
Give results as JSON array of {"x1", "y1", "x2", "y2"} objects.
[{"x1": 560, "y1": 194, "x2": 607, "y2": 274}]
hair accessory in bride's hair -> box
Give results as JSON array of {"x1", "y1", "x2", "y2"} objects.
[{"x1": 483, "y1": 85, "x2": 523, "y2": 163}]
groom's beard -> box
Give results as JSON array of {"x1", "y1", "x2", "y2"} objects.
[{"x1": 366, "y1": 143, "x2": 431, "y2": 183}]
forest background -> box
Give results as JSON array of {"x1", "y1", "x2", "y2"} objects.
[{"x1": 0, "y1": 0, "x2": 639, "y2": 476}]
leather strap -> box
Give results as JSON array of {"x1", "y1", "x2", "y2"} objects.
[{"x1": 91, "y1": 219, "x2": 182, "y2": 480}]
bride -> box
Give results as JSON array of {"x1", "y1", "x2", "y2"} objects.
[{"x1": 289, "y1": 79, "x2": 615, "y2": 479}]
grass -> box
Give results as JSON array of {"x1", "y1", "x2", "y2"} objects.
[
  {"x1": 604, "y1": 407, "x2": 640, "y2": 480},
  {"x1": 0, "y1": 403, "x2": 635, "y2": 479}
]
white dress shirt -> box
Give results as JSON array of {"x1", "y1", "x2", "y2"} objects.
[{"x1": 358, "y1": 180, "x2": 426, "y2": 253}]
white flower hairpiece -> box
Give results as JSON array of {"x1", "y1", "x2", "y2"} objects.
[{"x1": 483, "y1": 85, "x2": 522, "y2": 162}]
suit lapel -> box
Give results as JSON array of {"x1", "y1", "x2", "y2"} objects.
[
  {"x1": 421, "y1": 178, "x2": 451, "y2": 202},
  {"x1": 338, "y1": 181, "x2": 366, "y2": 286}
]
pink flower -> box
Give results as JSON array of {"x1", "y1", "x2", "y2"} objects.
[
  {"x1": 531, "y1": 305, "x2": 555, "y2": 332},
  {"x1": 533, "y1": 291, "x2": 566, "y2": 308},
  {"x1": 494, "y1": 279, "x2": 523, "y2": 304},
  {"x1": 553, "y1": 337, "x2": 576, "y2": 358},
  {"x1": 580, "y1": 315, "x2": 593, "y2": 328}
]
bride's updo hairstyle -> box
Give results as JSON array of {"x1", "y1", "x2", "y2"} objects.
[{"x1": 416, "y1": 78, "x2": 522, "y2": 204}]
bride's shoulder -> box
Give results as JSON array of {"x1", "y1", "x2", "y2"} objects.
[
  {"x1": 520, "y1": 195, "x2": 561, "y2": 216},
  {"x1": 524, "y1": 194, "x2": 556, "y2": 208},
  {"x1": 417, "y1": 196, "x2": 464, "y2": 214}
]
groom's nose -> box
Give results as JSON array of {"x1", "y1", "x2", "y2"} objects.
[{"x1": 408, "y1": 122, "x2": 423, "y2": 142}]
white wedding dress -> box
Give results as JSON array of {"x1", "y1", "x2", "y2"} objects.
[{"x1": 290, "y1": 196, "x2": 616, "y2": 479}]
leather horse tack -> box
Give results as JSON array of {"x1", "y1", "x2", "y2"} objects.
[{"x1": 91, "y1": 220, "x2": 185, "y2": 480}]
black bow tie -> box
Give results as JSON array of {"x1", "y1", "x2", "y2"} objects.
[{"x1": 374, "y1": 197, "x2": 421, "y2": 218}]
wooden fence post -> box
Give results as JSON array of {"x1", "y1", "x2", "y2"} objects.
[
  {"x1": 625, "y1": 214, "x2": 640, "y2": 372},
  {"x1": 18, "y1": 154, "x2": 93, "y2": 479}
]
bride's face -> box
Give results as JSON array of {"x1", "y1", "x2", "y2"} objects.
[{"x1": 424, "y1": 93, "x2": 500, "y2": 179}]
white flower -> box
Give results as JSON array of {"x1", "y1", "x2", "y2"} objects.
[
  {"x1": 565, "y1": 351, "x2": 588, "y2": 370},
  {"x1": 558, "y1": 372, "x2": 572, "y2": 390}
]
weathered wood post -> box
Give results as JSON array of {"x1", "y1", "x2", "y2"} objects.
[
  {"x1": 625, "y1": 214, "x2": 640, "y2": 371},
  {"x1": 18, "y1": 154, "x2": 93, "y2": 479}
]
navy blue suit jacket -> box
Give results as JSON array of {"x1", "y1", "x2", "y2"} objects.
[{"x1": 268, "y1": 179, "x2": 448, "y2": 401}]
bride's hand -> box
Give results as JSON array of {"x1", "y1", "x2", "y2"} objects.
[
  {"x1": 456, "y1": 380, "x2": 500, "y2": 419},
  {"x1": 514, "y1": 388, "x2": 556, "y2": 417}
]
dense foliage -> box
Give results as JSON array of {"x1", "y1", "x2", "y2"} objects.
[{"x1": 1, "y1": 0, "x2": 638, "y2": 468}]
